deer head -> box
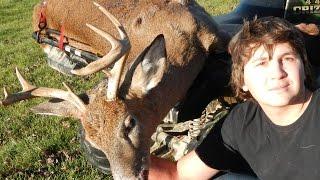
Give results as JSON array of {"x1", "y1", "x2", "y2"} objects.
[
  {"x1": 2, "y1": 35, "x2": 166, "y2": 179},
  {"x1": 2, "y1": 0, "x2": 226, "y2": 179}
]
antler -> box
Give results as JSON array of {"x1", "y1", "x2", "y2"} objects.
[
  {"x1": 71, "y1": 2, "x2": 131, "y2": 101},
  {"x1": 173, "y1": 0, "x2": 191, "y2": 5},
  {"x1": 1, "y1": 67, "x2": 86, "y2": 112}
]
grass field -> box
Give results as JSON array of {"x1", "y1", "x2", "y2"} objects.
[{"x1": 0, "y1": 0, "x2": 238, "y2": 179}]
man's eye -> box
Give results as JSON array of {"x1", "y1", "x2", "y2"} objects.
[
  {"x1": 284, "y1": 57, "x2": 295, "y2": 61},
  {"x1": 256, "y1": 61, "x2": 267, "y2": 66}
]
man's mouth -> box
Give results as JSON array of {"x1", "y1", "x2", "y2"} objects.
[{"x1": 269, "y1": 83, "x2": 290, "y2": 92}]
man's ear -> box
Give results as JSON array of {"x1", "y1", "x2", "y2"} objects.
[
  {"x1": 242, "y1": 85, "x2": 249, "y2": 92},
  {"x1": 120, "y1": 34, "x2": 167, "y2": 98}
]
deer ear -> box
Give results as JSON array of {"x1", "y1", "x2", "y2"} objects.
[
  {"x1": 30, "y1": 94, "x2": 89, "y2": 119},
  {"x1": 122, "y1": 34, "x2": 167, "y2": 98}
]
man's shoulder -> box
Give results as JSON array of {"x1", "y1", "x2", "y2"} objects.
[
  {"x1": 223, "y1": 100, "x2": 263, "y2": 139},
  {"x1": 228, "y1": 100, "x2": 260, "y2": 120},
  {"x1": 306, "y1": 88, "x2": 320, "y2": 111},
  {"x1": 313, "y1": 88, "x2": 320, "y2": 98}
]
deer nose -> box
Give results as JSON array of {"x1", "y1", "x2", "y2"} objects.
[{"x1": 139, "y1": 169, "x2": 149, "y2": 180}]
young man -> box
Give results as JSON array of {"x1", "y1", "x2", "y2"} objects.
[{"x1": 149, "y1": 16, "x2": 320, "y2": 179}]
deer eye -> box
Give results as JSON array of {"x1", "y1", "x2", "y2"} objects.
[{"x1": 124, "y1": 116, "x2": 136, "y2": 134}]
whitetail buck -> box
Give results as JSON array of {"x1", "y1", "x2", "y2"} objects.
[{"x1": 1, "y1": 0, "x2": 228, "y2": 179}]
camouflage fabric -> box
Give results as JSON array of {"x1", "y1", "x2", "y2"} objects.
[{"x1": 150, "y1": 97, "x2": 238, "y2": 160}]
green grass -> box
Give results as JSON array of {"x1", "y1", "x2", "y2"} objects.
[
  {"x1": 197, "y1": 0, "x2": 239, "y2": 15},
  {"x1": 0, "y1": 0, "x2": 238, "y2": 179}
]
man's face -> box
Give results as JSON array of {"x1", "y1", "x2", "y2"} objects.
[{"x1": 242, "y1": 43, "x2": 306, "y2": 108}]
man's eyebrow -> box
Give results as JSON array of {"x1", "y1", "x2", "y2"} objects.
[
  {"x1": 280, "y1": 51, "x2": 297, "y2": 57},
  {"x1": 250, "y1": 51, "x2": 297, "y2": 63},
  {"x1": 251, "y1": 56, "x2": 268, "y2": 62}
]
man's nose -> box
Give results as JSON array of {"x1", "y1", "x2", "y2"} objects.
[{"x1": 269, "y1": 60, "x2": 287, "y2": 79}]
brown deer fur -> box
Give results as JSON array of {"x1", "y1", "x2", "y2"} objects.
[{"x1": 29, "y1": 0, "x2": 228, "y2": 179}]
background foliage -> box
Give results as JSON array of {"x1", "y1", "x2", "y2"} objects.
[{"x1": 0, "y1": 0, "x2": 238, "y2": 178}]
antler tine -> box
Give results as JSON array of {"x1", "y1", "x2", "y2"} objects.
[
  {"x1": 62, "y1": 82, "x2": 87, "y2": 112},
  {"x1": 1, "y1": 67, "x2": 37, "y2": 106},
  {"x1": 107, "y1": 54, "x2": 128, "y2": 101},
  {"x1": 172, "y1": 0, "x2": 191, "y2": 5},
  {"x1": 71, "y1": 1, "x2": 130, "y2": 77},
  {"x1": 85, "y1": 23, "x2": 121, "y2": 55},
  {"x1": 3, "y1": 87, "x2": 8, "y2": 98},
  {"x1": 71, "y1": 1, "x2": 131, "y2": 101},
  {"x1": 15, "y1": 67, "x2": 36, "y2": 91},
  {"x1": 92, "y1": 1, "x2": 128, "y2": 40},
  {"x1": 1, "y1": 68, "x2": 86, "y2": 112}
]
